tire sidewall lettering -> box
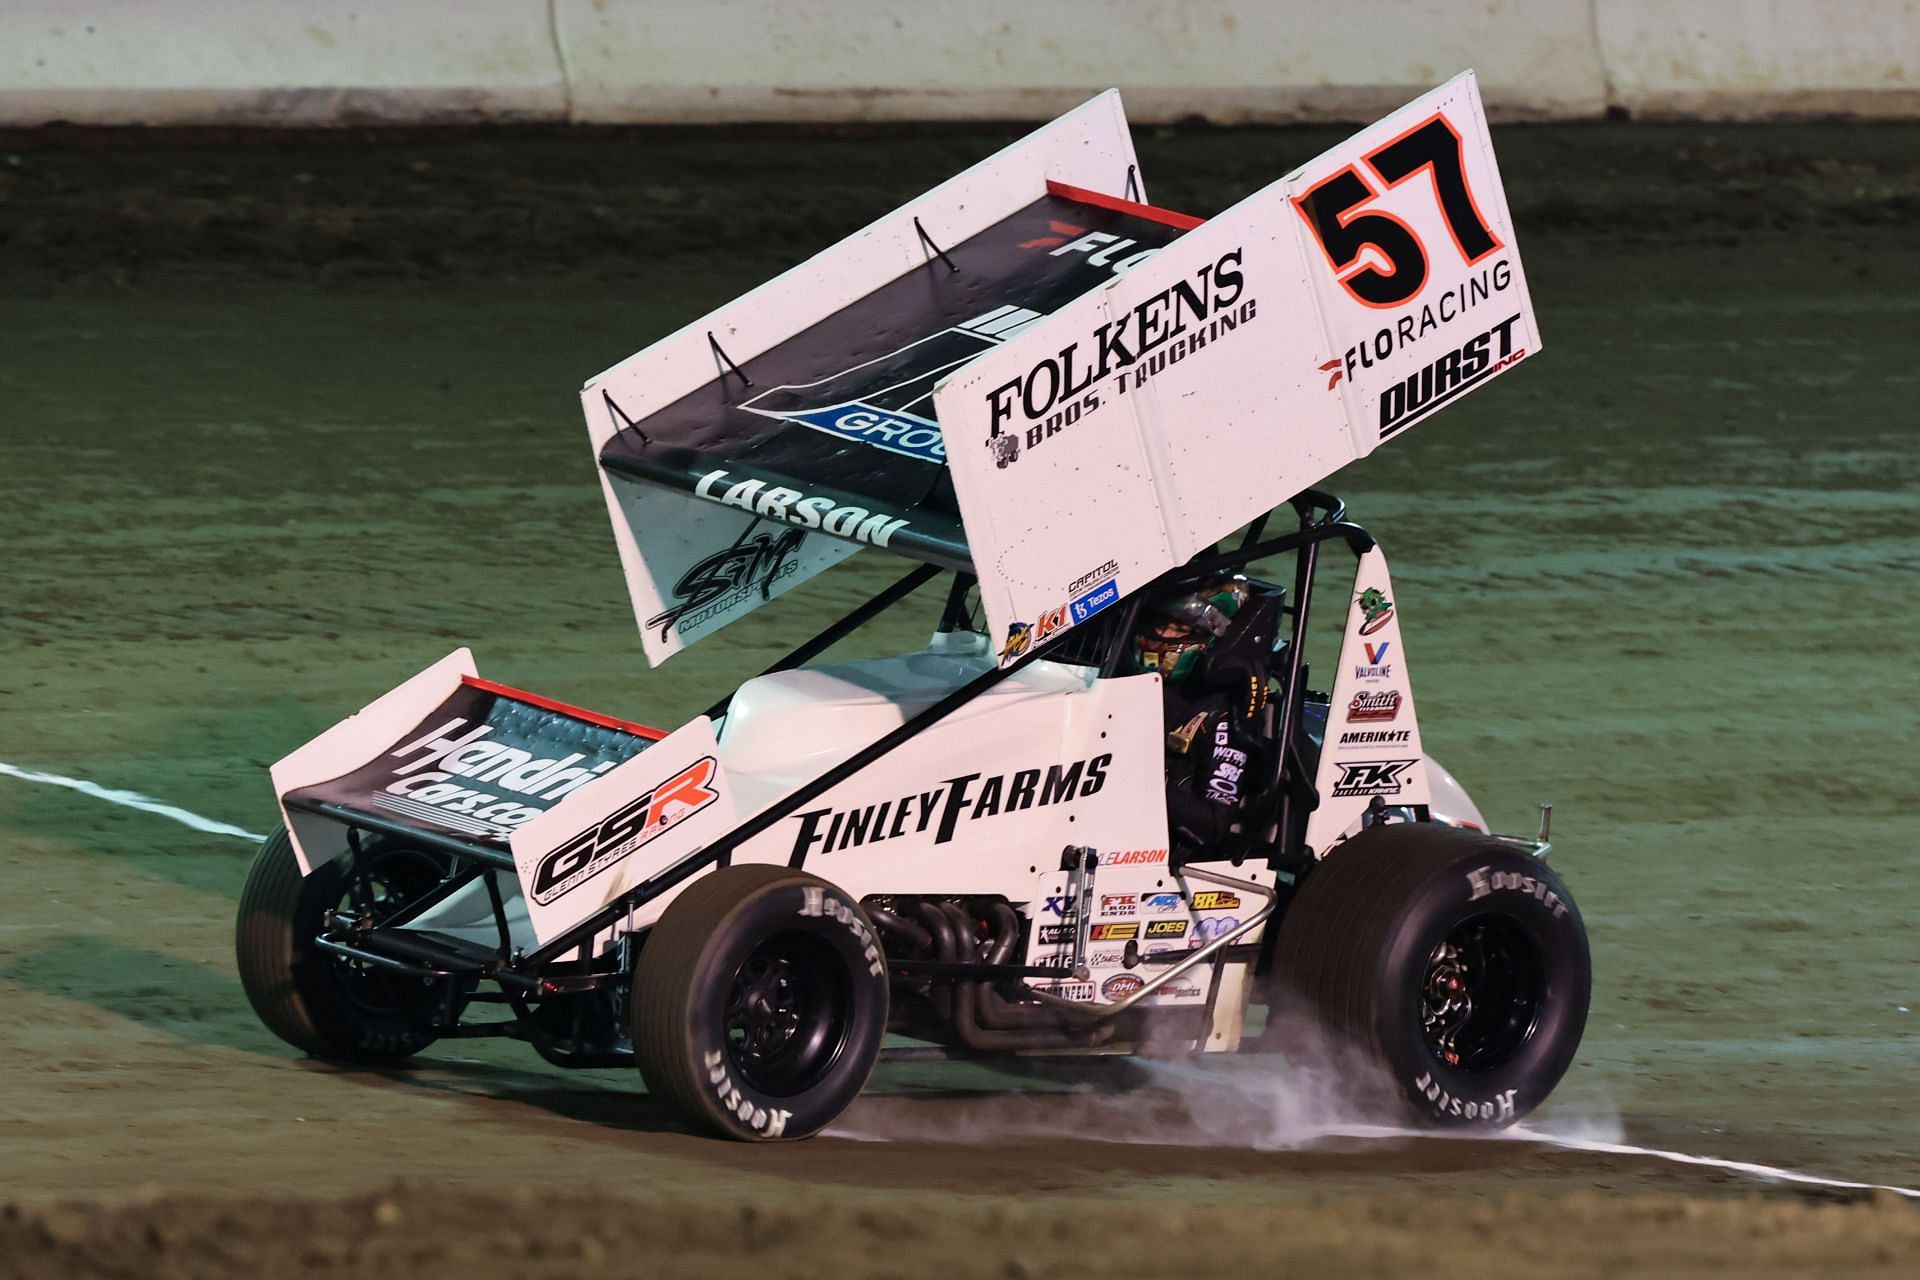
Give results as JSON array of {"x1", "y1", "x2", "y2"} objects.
[
  {"x1": 797, "y1": 884, "x2": 886, "y2": 977},
  {"x1": 672, "y1": 874, "x2": 888, "y2": 1141},
  {"x1": 1376, "y1": 848, "x2": 1589, "y2": 1128}
]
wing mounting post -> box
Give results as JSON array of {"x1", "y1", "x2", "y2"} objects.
[
  {"x1": 706, "y1": 332, "x2": 753, "y2": 388},
  {"x1": 913, "y1": 217, "x2": 958, "y2": 273}
]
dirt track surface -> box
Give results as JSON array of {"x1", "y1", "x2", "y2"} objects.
[
  {"x1": 6, "y1": 1187, "x2": 1920, "y2": 1280},
  {"x1": 1, "y1": 121, "x2": 1918, "y2": 1275}
]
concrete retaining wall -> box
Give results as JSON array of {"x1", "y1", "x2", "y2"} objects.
[{"x1": 2, "y1": 0, "x2": 1916, "y2": 126}]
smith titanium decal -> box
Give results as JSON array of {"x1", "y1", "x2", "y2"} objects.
[
  {"x1": 1348, "y1": 689, "x2": 1402, "y2": 722},
  {"x1": 790, "y1": 754, "x2": 1111, "y2": 858}
]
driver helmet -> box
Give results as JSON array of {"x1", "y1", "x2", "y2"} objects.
[{"x1": 1131, "y1": 577, "x2": 1252, "y2": 681}]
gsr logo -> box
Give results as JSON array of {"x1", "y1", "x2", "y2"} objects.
[{"x1": 530, "y1": 757, "x2": 721, "y2": 904}]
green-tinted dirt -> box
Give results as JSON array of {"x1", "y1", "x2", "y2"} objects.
[{"x1": 0, "y1": 122, "x2": 1916, "y2": 1275}]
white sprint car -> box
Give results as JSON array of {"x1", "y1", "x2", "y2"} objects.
[{"x1": 237, "y1": 72, "x2": 1588, "y2": 1140}]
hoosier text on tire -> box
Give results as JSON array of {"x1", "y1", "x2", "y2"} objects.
[
  {"x1": 630, "y1": 864, "x2": 889, "y2": 1141},
  {"x1": 1269, "y1": 823, "x2": 1591, "y2": 1128}
]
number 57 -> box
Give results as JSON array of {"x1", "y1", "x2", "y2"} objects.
[{"x1": 1293, "y1": 113, "x2": 1502, "y2": 311}]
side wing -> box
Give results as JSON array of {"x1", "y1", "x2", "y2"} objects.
[
  {"x1": 935, "y1": 71, "x2": 1538, "y2": 659},
  {"x1": 581, "y1": 90, "x2": 1146, "y2": 666}
]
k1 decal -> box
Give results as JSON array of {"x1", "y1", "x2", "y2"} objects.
[{"x1": 789, "y1": 754, "x2": 1111, "y2": 859}]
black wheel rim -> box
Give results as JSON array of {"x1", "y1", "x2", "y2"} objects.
[
  {"x1": 327, "y1": 847, "x2": 447, "y2": 1017},
  {"x1": 723, "y1": 931, "x2": 852, "y2": 1097},
  {"x1": 1420, "y1": 915, "x2": 1544, "y2": 1074}
]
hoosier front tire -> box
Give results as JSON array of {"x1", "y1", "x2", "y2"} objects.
[
  {"x1": 1269, "y1": 823, "x2": 1590, "y2": 1129},
  {"x1": 630, "y1": 865, "x2": 888, "y2": 1141}
]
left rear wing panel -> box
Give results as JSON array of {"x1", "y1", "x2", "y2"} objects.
[
  {"x1": 270, "y1": 651, "x2": 664, "y2": 876},
  {"x1": 581, "y1": 89, "x2": 1144, "y2": 667}
]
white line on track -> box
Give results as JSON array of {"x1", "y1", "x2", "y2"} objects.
[
  {"x1": 0, "y1": 761, "x2": 267, "y2": 843},
  {"x1": 5, "y1": 759, "x2": 1918, "y2": 1201},
  {"x1": 1507, "y1": 1128, "x2": 1920, "y2": 1200}
]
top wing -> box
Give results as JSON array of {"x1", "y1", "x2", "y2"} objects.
[
  {"x1": 582, "y1": 73, "x2": 1537, "y2": 668},
  {"x1": 934, "y1": 71, "x2": 1538, "y2": 661},
  {"x1": 595, "y1": 186, "x2": 1197, "y2": 577}
]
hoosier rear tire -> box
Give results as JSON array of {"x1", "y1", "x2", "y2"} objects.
[
  {"x1": 1269, "y1": 823, "x2": 1590, "y2": 1129},
  {"x1": 235, "y1": 826, "x2": 450, "y2": 1064},
  {"x1": 630, "y1": 864, "x2": 888, "y2": 1141}
]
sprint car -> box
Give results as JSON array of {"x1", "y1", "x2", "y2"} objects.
[{"x1": 236, "y1": 72, "x2": 1589, "y2": 1140}]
